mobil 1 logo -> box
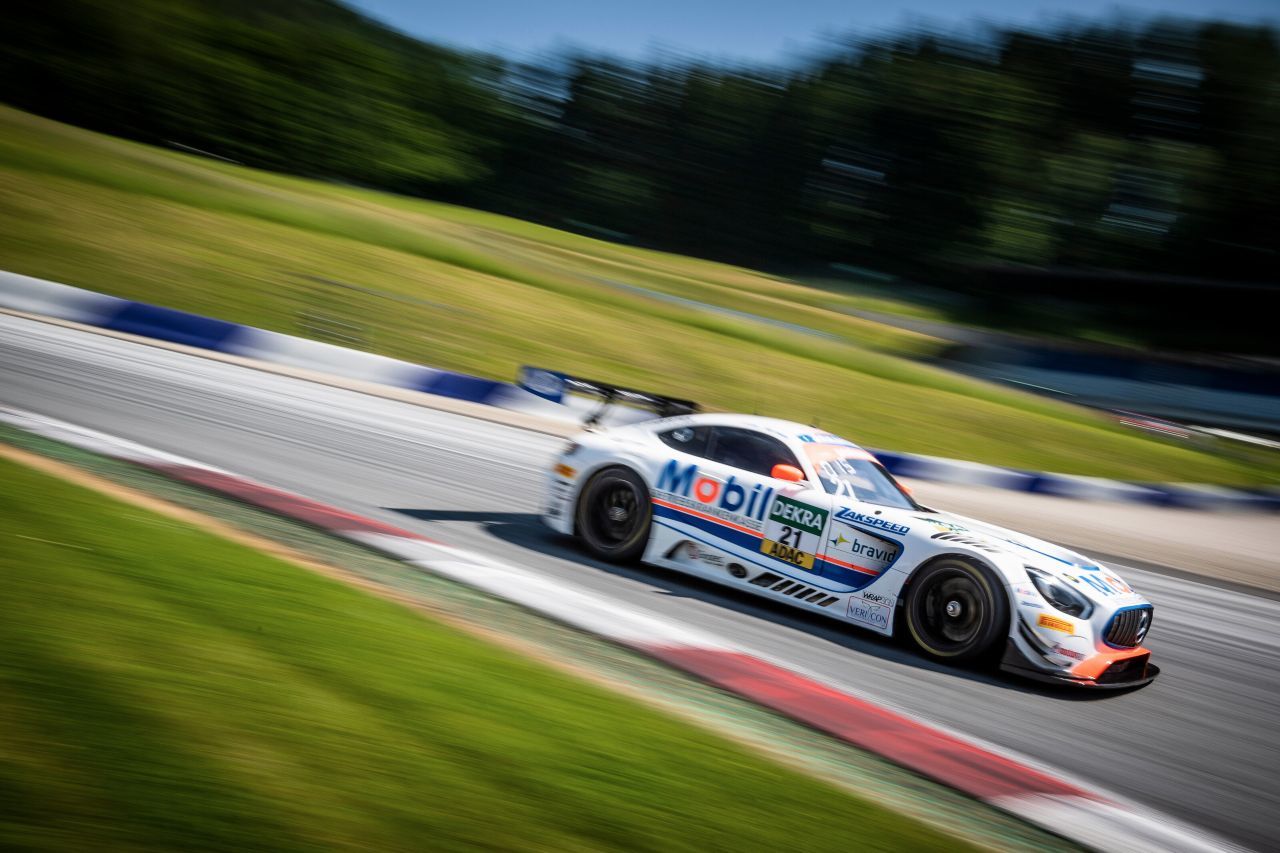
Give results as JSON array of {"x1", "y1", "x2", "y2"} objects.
[{"x1": 761, "y1": 495, "x2": 829, "y2": 571}]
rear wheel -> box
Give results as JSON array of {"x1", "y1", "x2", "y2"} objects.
[
  {"x1": 575, "y1": 467, "x2": 652, "y2": 562},
  {"x1": 904, "y1": 558, "x2": 1008, "y2": 661}
]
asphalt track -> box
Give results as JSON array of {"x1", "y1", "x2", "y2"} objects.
[{"x1": 3, "y1": 312, "x2": 1277, "y2": 850}]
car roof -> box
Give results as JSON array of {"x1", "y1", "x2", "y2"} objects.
[{"x1": 641, "y1": 412, "x2": 866, "y2": 449}]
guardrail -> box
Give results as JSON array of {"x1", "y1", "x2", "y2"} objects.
[{"x1": 3, "y1": 269, "x2": 1276, "y2": 511}]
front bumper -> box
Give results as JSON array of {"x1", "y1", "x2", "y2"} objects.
[{"x1": 1000, "y1": 640, "x2": 1159, "y2": 690}]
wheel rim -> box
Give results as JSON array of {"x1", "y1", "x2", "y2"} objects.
[
  {"x1": 585, "y1": 476, "x2": 644, "y2": 549},
  {"x1": 915, "y1": 567, "x2": 986, "y2": 651}
]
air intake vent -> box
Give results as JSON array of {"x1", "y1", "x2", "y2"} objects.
[
  {"x1": 1098, "y1": 653, "x2": 1149, "y2": 684},
  {"x1": 930, "y1": 532, "x2": 1001, "y2": 553},
  {"x1": 749, "y1": 572, "x2": 838, "y2": 606},
  {"x1": 783, "y1": 583, "x2": 838, "y2": 605}
]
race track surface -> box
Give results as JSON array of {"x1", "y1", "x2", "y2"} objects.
[{"x1": 2, "y1": 313, "x2": 1276, "y2": 850}]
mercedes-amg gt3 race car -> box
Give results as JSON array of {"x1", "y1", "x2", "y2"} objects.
[{"x1": 543, "y1": 409, "x2": 1158, "y2": 688}]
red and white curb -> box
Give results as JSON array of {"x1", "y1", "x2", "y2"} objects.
[{"x1": 0, "y1": 406, "x2": 1237, "y2": 852}]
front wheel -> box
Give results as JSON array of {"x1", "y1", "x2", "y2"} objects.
[
  {"x1": 575, "y1": 467, "x2": 652, "y2": 562},
  {"x1": 904, "y1": 558, "x2": 1009, "y2": 661}
]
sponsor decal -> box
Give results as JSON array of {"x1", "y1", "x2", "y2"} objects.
[
  {"x1": 1105, "y1": 575, "x2": 1133, "y2": 594},
  {"x1": 1047, "y1": 635, "x2": 1093, "y2": 664},
  {"x1": 1078, "y1": 574, "x2": 1114, "y2": 596},
  {"x1": 833, "y1": 507, "x2": 910, "y2": 536},
  {"x1": 769, "y1": 496, "x2": 828, "y2": 536},
  {"x1": 1073, "y1": 573, "x2": 1136, "y2": 597},
  {"x1": 828, "y1": 528, "x2": 900, "y2": 572},
  {"x1": 690, "y1": 543, "x2": 725, "y2": 567},
  {"x1": 1051, "y1": 644, "x2": 1087, "y2": 662},
  {"x1": 760, "y1": 538, "x2": 816, "y2": 570},
  {"x1": 798, "y1": 432, "x2": 857, "y2": 446},
  {"x1": 656, "y1": 460, "x2": 774, "y2": 531},
  {"x1": 847, "y1": 592, "x2": 893, "y2": 630},
  {"x1": 1014, "y1": 583, "x2": 1043, "y2": 607},
  {"x1": 761, "y1": 495, "x2": 827, "y2": 569},
  {"x1": 1037, "y1": 613, "x2": 1074, "y2": 634},
  {"x1": 669, "y1": 541, "x2": 727, "y2": 567}
]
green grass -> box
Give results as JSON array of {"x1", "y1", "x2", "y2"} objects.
[
  {"x1": 1, "y1": 106, "x2": 1274, "y2": 485},
  {"x1": 0, "y1": 454, "x2": 968, "y2": 851}
]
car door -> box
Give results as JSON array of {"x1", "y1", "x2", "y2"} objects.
[
  {"x1": 651, "y1": 425, "x2": 778, "y2": 549},
  {"x1": 706, "y1": 427, "x2": 835, "y2": 578},
  {"x1": 797, "y1": 444, "x2": 907, "y2": 591}
]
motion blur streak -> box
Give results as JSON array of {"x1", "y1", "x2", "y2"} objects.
[
  {"x1": 1, "y1": 312, "x2": 1277, "y2": 850},
  {"x1": 2, "y1": 1, "x2": 1277, "y2": 353}
]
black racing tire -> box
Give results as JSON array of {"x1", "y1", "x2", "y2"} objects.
[
  {"x1": 575, "y1": 466, "x2": 652, "y2": 562},
  {"x1": 904, "y1": 558, "x2": 1009, "y2": 662}
]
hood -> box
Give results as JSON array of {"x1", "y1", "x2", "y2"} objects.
[{"x1": 856, "y1": 504, "x2": 1144, "y2": 605}]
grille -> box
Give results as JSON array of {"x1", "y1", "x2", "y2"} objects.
[
  {"x1": 1098, "y1": 653, "x2": 1150, "y2": 685},
  {"x1": 1104, "y1": 606, "x2": 1153, "y2": 648}
]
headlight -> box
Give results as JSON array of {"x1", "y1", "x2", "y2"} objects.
[{"x1": 1026, "y1": 566, "x2": 1093, "y2": 619}]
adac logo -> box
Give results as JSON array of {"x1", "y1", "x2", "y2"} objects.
[{"x1": 657, "y1": 460, "x2": 774, "y2": 521}]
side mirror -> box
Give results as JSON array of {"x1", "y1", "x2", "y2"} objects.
[{"x1": 771, "y1": 463, "x2": 806, "y2": 482}]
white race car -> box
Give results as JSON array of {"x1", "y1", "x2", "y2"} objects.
[{"x1": 543, "y1": 406, "x2": 1158, "y2": 688}]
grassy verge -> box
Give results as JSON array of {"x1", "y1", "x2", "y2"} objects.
[
  {"x1": 1, "y1": 106, "x2": 1272, "y2": 484},
  {"x1": 0, "y1": 424, "x2": 1078, "y2": 851},
  {"x1": 0, "y1": 452, "x2": 977, "y2": 851}
]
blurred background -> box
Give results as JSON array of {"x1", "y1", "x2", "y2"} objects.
[
  {"x1": 1, "y1": 0, "x2": 1277, "y2": 463},
  {"x1": 3, "y1": 3, "x2": 1280, "y2": 851}
]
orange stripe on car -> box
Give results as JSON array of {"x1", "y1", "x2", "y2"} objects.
[
  {"x1": 650, "y1": 497, "x2": 764, "y2": 538},
  {"x1": 818, "y1": 553, "x2": 882, "y2": 576}
]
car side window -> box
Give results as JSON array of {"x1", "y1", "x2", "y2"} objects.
[
  {"x1": 709, "y1": 427, "x2": 801, "y2": 477},
  {"x1": 658, "y1": 425, "x2": 713, "y2": 458}
]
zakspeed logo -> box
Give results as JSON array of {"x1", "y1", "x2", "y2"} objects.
[
  {"x1": 769, "y1": 496, "x2": 828, "y2": 536},
  {"x1": 834, "y1": 507, "x2": 909, "y2": 536},
  {"x1": 656, "y1": 460, "x2": 774, "y2": 530}
]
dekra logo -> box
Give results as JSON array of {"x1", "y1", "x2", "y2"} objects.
[{"x1": 769, "y1": 496, "x2": 828, "y2": 536}]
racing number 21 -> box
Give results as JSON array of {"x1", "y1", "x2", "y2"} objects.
[{"x1": 779, "y1": 525, "x2": 804, "y2": 550}]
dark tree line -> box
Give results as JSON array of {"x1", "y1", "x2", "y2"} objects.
[{"x1": 4, "y1": 0, "x2": 1278, "y2": 288}]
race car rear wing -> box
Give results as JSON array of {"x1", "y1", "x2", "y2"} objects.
[{"x1": 518, "y1": 366, "x2": 699, "y2": 427}]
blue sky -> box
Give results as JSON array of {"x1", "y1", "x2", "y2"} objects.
[{"x1": 347, "y1": 0, "x2": 1278, "y2": 63}]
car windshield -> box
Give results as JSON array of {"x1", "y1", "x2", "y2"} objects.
[{"x1": 801, "y1": 444, "x2": 918, "y2": 509}]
